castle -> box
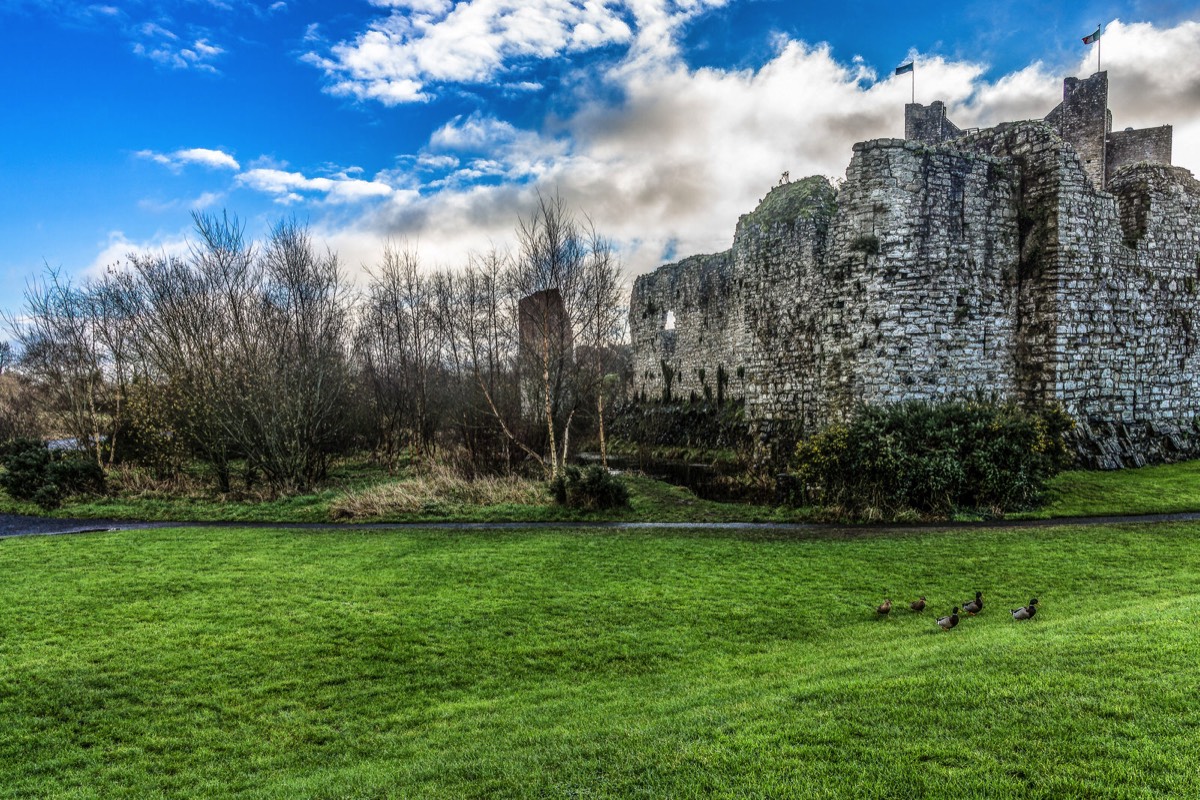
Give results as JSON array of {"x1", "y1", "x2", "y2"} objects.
[{"x1": 629, "y1": 72, "x2": 1200, "y2": 468}]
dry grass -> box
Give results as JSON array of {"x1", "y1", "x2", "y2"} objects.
[
  {"x1": 103, "y1": 463, "x2": 212, "y2": 499},
  {"x1": 330, "y1": 464, "x2": 550, "y2": 519}
]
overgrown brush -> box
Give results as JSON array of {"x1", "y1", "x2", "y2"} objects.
[
  {"x1": 330, "y1": 463, "x2": 549, "y2": 519},
  {"x1": 549, "y1": 465, "x2": 630, "y2": 510},
  {"x1": 789, "y1": 400, "x2": 1074, "y2": 517},
  {"x1": 0, "y1": 438, "x2": 105, "y2": 510}
]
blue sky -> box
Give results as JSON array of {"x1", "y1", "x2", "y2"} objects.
[{"x1": 3, "y1": 0, "x2": 1200, "y2": 317}]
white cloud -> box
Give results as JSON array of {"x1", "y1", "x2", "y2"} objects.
[
  {"x1": 236, "y1": 168, "x2": 399, "y2": 204},
  {"x1": 191, "y1": 191, "x2": 225, "y2": 210},
  {"x1": 132, "y1": 19, "x2": 225, "y2": 71},
  {"x1": 306, "y1": 0, "x2": 734, "y2": 105},
  {"x1": 84, "y1": 229, "x2": 192, "y2": 280},
  {"x1": 176, "y1": 147, "x2": 240, "y2": 170},
  {"x1": 138, "y1": 147, "x2": 240, "y2": 171}
]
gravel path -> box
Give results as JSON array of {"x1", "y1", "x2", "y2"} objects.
[{"x1": 5, "y1": 511, "x2": 1200, "y2": 540}]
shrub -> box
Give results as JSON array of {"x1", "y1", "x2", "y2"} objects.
[
  {"x1": 790, "y1": 400, "x2": 1074, "y2": 516},
  {"x1": 549, "y1": 466, "x2": 630, "y2": 511},
  {"x1": 0, "y1": 438, "x2": 105, "y2": 510}
]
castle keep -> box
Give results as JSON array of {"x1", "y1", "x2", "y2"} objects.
[{"x1": 629, "y1": 72, "x2": 1200, "y2": 468}]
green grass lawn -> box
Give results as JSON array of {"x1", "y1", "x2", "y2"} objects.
[
  {"x1": 1028, "y1": 458, "x2": 1200, "y2": 518},
  {"x1": 3, "y1": 523, "x2": 1199, "y2": 798}
]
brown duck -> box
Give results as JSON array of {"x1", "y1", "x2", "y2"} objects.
[
  {"x1": 1011, "y1": 598, "x2": 1039, "y2": 621},
  {"x1": 962, "y1": 591, "x2": 983, "y2": 616},
  {"x1": 876, "y1": 599, "x2": 892, "y2": 616},
  {"x1": 937, "y1": 607, "x2": 960, "y2": 631},
  {"x1": 909, "y1": 596, "x2": 927, "y2": 612}
]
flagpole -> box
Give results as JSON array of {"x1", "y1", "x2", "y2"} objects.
[
  {"x1": 1097, "y1": 24, "x2": 1101, "y2": 72},
  {"x1": 911, "y1": 67, "x2": 915, "y2": 104}
]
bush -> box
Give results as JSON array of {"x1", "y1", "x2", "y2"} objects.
[
  {"x1": 549, "y1": 466, "x2": 630, "y2": 511},
  {"x1": 0, "y1": 438, "x2": 105, "y2": 510},
  {"x1": 790, "y1": 400, "x2": 1074, "y2": 516}
]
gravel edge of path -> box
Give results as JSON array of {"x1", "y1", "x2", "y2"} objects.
[{"x1": 6, "y1": 511, "x2": 1200, "y2": 539}]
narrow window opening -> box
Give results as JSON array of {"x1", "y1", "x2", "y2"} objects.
[{"x1": 664, "y1": 310, "x2": 676, "y2": 331}]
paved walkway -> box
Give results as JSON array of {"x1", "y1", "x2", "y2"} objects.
[{"x1": 5, "y1": 511, "x2": 1200, "y2": 539}]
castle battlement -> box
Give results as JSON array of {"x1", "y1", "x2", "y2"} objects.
[
  {"x1": 906, "y1": 72, "x2": 1173, "y2": 190},
  {"x1": 630, "y1": 75, "x2": 1200, "y2": 468}
]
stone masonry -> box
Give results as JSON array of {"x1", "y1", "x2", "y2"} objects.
[{"x1": 629, "y1": 73, "x2": 1199, "y2": 468}]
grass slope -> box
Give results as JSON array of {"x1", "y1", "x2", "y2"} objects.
[
  {"x1": 2, "y1": 524, "x2": 1199, "y2": 798},
  {"x1": 1032, "y1": 458, "x2": 1200, "y2": 518}
]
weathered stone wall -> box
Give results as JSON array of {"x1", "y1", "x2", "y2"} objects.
[
  {"x1": 1068, "y1": 164, "x2": 1200, "y2": 465},
  {"x1": 629, "y1": 104, "x2": 1200, "y2": 468},
  {"x1": 739, "y1": 140, "x2": 1022, "y2": 432},
  {"x1": 1107, "y1": 126, "x2": 1173, "y2": 185},
  {"x1": 1053, "y1": 72, "x2": 1110, "y2": 190},
  {"x1": 629, "y1": 251, "x2": 737, "y2": 403},
  {"x1": 905, "y1": 101, "x2": 963, "y2": 145}
]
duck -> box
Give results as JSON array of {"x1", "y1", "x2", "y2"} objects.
[
  {"x1": 962, "y1": 591, "x2": 984, "y2": 616},
  {"x1": 937, "y1": 607, "x2": 960, "y2": 631},
  {"x1": 876, "y1": 599, "x2": 892, "y2": 616},
  {"x1": 1011, "y1": 598, "x2": 1039, "y2": 621},
  {"x1": 909, "y1": 596, "x2": 927, "y2": 612}
]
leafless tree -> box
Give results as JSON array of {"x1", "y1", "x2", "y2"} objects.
[
  {"x1": 7, "y1": 268, "x2": 128, "y2": 467},
  {"x1": 356, "y1": 242, "x2": 442, "y2": 467},
  {"x1": 251, "y1": 217, "x2": 354, "y2": 490},
  {"x1": 114, "y1": 213, "x2": 354, "y2": 493}
]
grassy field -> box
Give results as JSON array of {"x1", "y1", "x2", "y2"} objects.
[{"x1": 2, "y1": 523, "x2": 1199, "y2": 798}]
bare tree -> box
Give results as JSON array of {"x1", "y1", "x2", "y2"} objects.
[
  {"x1": 251, "y1": 217, "x2": 354, "y2": 490},
  {"x1": 115, "y1": 213, "x2": 354, "y2": 493},
  {"x1": 356, "y1": 242, "x2": 441, "y2": 467},
  {"x1": 8, "y1": 268, "x2": 128, "y2": 467},
  {"x1": 577, "y1": 226, "x2": 626, "y2": 467}
]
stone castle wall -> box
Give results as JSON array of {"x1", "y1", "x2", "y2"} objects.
[
  {"x1": 629, "y1": 251, "x2": 736, "y2": 403},
  {"x1": 1107, "y1": 126, "x2": 1173, "y2": 184},
  {"x1": 629, "y1": 115, "x2": 1200, "y2": 468}
]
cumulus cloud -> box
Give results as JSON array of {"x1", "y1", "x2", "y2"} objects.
[
  {"x1": 236, "y1": 168, "x2": 399, "y2": 204},
  {"x1": 137, "y1": 147, "x2": 240, "y2": 171},
  {"x1": 305, "y1": 0, "x2": 728, "y2": 105}
]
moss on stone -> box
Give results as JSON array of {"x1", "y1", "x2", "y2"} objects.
[{"x1": 742, "y1": 176, "x2": 837, "y2": 229}]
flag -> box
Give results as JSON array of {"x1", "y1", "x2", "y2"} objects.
[
  {"x1": 1082, "y1": 25, "x2": 1102, "y2": 45},
  {"x1": 895, "y1": 62, "x2": 914, "y2": 75}
]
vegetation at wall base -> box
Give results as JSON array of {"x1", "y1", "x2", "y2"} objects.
[
  {"x1": 608, "y1": 397, "x2": 752, "y2": 453},
  {"x1": 790, "y1": 400, "x2": 1075, "y2": 517},
  {"x1": 2, "y1": 523, "x2": 1199, "y2": 798}
]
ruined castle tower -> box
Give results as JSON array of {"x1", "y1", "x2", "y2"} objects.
[{"x1": 630, "y1": 73, "x2": 1199, "y2": 468}]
